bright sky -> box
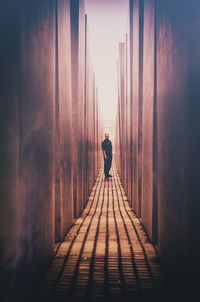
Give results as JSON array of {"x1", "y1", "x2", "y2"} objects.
[{"x1": 85, "y1": 0, "x2": 129, "y2": 123}]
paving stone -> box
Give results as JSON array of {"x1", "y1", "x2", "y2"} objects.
[{"x1": 39, "y1": 161, "x2": 163, "y2": 302}]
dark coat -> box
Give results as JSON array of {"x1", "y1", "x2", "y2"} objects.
[{"x1": 102, "y1": 138, "x2": 112, "y2": 158}]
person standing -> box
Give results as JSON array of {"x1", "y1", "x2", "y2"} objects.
[{"x1": 102, "y1": 133, "x2": 112, "y2": 179}]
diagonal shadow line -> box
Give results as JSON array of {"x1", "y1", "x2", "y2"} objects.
[
  {"x1": 110, "y1": 172, "x2": 125, "y2": 298},
  {"x1": 49, "y1": 171, "x2": 102, "y2": 263},
  {"x1": 46, "y1": 170, "x2": 103, "y2": 301},
  {"x1": 104, "y1": 176, "x2": 109, "y2": 299},
  {"x1": 113, "y1": 159, "x2": 158, "y2": 290},
  {"x1": 112, "y1": 165, "x2": 142, "y2": 294},
  {"x1": 85, "y1": 171, "x2": 106, "y2": 300},
  {"x1": 66, "y1": 173, "x2": 105, "y2": 299}
]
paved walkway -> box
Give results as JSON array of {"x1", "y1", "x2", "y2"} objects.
[{"x1": 39, "y1": 160, "x2": 163, "y2": 302}]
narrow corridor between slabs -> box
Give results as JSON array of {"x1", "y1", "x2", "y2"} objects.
[{"x1": 39, "y1": 160, "x2": 163, "y2": 302}]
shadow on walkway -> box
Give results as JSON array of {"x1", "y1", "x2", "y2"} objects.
[{"x1": 38, "y1": 160, "x2": 165, "y2": 302}]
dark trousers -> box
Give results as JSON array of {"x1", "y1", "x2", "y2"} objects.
[{"x1": 104, "y1": 156, "x2": 112, "y2": 178}]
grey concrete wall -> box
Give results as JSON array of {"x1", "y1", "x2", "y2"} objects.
[
  {"x1": 130, "y1": 0, "x2": 140, "y2": 215},
  {"x1": 141, "y1": 0, "x2": 156, "y2": 242},
  {"x1": 125, "y1": 34, "x2": 132, "y2": 203},
  {"x1": 115, "y1": 61, "x2": 122, "y2": 176},
  {"x1": 0, "y1": 1, "x2": 56, "y2": 300},
  {"x1": 95, "y1": 88, "x2": 100, "y2": 175},
  {"x1": 55, "y1": 0, "x2": 73, "y2": 242},
  {"x1": 88, "y1": 72, "x2": 96, "y2": 191},
  {"x1": 84, "y1": 14, "x2": 100, "y2": 205},
  {"x1": 70, "y1": 0, "x2": 99, "y2": 219},
  {"x1": 119, "y1": 43, "x2": 126, "y2": 186},
  {"x1": 117, "y1": 0, "x2": 200, "y2": 294},
  {"x1": 117, "y1": 38, "x2": 132, "y2": 204},
  {"x1": 156, "y1": 0, "x2": 200, "y2": 288},
  {"x1": 70, "y1": 0, "x2": 85, "y2": 218},
  {"x1": 0, "y1": 0, "x2": 101, "y2": 300}
]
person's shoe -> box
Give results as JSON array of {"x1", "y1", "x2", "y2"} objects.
[
  {"x1": 105, "y1": 176, "x2": 109, "y2": 180},
  {"x1": 108, "y1": 174, "x2": 112, "y2": 177}
]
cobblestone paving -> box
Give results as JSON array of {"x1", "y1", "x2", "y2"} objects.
[{"x1": 39, "y1": 160, "x2": 163, "y2": 302}]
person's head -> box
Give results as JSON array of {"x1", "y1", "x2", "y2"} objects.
[{"x1": 105, "y1": 133, "x2": 109, "y2": 139}]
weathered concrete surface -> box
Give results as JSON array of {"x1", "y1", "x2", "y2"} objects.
[
  {"x1": 70, "y1": 0, "x2": 85, "y2": 218},
  {"x1": 125, "y1": 34, "x2": 132, "y2": 206},
  {"x1": 118, "y1": 43, "x2": 126, "y2": 188},
  {"x1": 117, "y1": 0, "x2": 200, "y2": 297},
  {"x1": 0, "y1": 1, "x2": 56, "y2": 300},
  {"x1": 129, "y1": 0, "x2": 140, "y2": 216},
  {"x1": 55, "y1": 0, "x2": 73, "y2": 242},
  {"x1": 39, "y1": 160, "x2": 162, "y2": 302},
  {"x1": 141, "y1": 0, "x2": 156, "y2": 242},
  {"x1": 84, "y1": 13, "x2": 100, "y2": 213},
  {"x1": 0, "y1": 0, "x2": 101, "y2": 300},
  {"x1": 115, "y1": 61, "x2": 122, "y2": 179},
  {"x1": 156, "y1": 0, "x2": 200, "y2": 288},
  {"x1": 117, "y1": 37, "x2": 132, "y2": 209},
  {"x1": 70, "y1": 0, "x2": 100, "y2": 220}
]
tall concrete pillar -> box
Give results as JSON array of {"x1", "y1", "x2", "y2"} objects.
[
  {"x1": 84, "y1": 13, "x2": 88, "y2": 206},
  {"x1": 54, "y1": 0, "x2": 73, "y2": 242},
  {"x1": 95, "y1": 87, "x2": 101, "y2": 175},
  {"x1": 0, "y1": 0, "x2": 56, "y2": 299},
  {"x1": 141, "y1": 0, "x2": 157, "y2": 243},
  {"x1": 116, "y1": 1, "x2": 200, "y2": 294},
  {"x1": 116, "y1": 60, "x2": 122, "y2": 176},
  {"x1": 129, "y1": 0, "x2": 140, "y2": 215},
  {"x1": 95, "y1": 87, "x2": 99, "y2": 173},
  {"x1": 70, "y1": 0, "x2": 85, "y2": 218},
  {"x1": 119, "y1": 43, "x2": 126, "y2": 186},
  {"x1": 84, "y1": 13, "x2": 95, "y2": 198},
  {"x1": 156, "y1": 0, "x2": 200, "y2": 289},
  {"x1": 93, "y1": 74, "x2": 96, "y2": 182},
  {"x1": 137, "y1": 0, "x2": 144, "y2": 218},
  {"x1": 0, "y1": 1, "x2": 101, "y2": 299},
  {"x1": 125, "y1": 33, "x2": 131, "y2": 200}
]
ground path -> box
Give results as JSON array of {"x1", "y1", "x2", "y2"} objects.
[{"x1": 39, "y1": 160, "x2": 163, "y2": 302}]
